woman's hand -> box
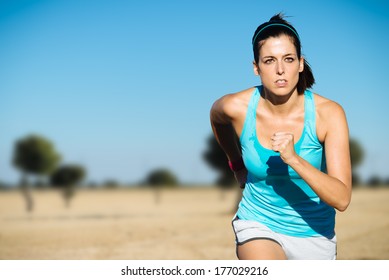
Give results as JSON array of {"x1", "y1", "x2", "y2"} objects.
[{"x1": 271, "y1": 132, "x2": 298, "y2": 165}]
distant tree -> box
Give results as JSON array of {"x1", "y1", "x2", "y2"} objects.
[
  {"x1": 144, "y1": 168, "x2": 178, "y2": 204},
  {"x1": 12, "y1": 134, "x2": 61, "y2": 211},
  {"x1": 0, "y1": 181, "x2": 10, "y2": 191},
  {"x1": 103, "y1": 179, "x2": 120, "y2": 189},
  {"x1": 202, "y1": 134, "x2": 235, "y2": 188},
  {"x1": 87, "y1": 181, "x2": 98, "y2": 189},
  {"x1": 50, "y1": 164, "x2": 85, "y2": 208},
  {"x1": 203, "y1": 134, "x2": 242, "y2": 211},
  {"x1": 34, "y1": 177, "x2": 49, "y2": 189},
  {"x1": 349, "y1": 138, "x2": 364, "y2": 186},
  {"x1": 145, "y1": 168, "x2": 178, "y2": 186},
  {"x1": 367, "y1": 175, "x2": 382, "y2": 187}
]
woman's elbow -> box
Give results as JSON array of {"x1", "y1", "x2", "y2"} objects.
[
  {"x1": 335, "y1": 202, "x2": 349, "y2": 212},
  {"x1": 335, "y1": 192, "x2": 352, "y2": 212}
]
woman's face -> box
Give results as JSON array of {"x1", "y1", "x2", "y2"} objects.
[{"x1": 254, "y1": 34, "x2": 304, "y2": 96}]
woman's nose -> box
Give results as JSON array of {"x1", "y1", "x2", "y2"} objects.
[{"x1": 276, "y1": 61, "x2": 285, "y2": 75}]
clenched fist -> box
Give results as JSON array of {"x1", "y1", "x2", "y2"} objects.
[{"x1": 271, "y1": 132, "x2": 298, "y2": 165}]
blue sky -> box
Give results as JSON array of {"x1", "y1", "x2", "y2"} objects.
[{"x1": 1, "y1": 0, "x2": 388, "y2": 185}]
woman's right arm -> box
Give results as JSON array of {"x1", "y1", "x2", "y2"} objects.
[
  {"x1": 210, "y1": 94, "x2": 241, "y2": 161},
  {"x1": 210, "y1": 94, "x2": 247, "y2": 187}
]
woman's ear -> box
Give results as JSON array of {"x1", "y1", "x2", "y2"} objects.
[
  {"x1": 299, "y1": 56, "x2": 304, "y2": 73},
  {"x1": 253, "y1": 61, "x2": 260, "y2": 76}
]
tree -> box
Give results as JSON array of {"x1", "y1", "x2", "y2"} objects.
[
  {"x1": 144, "y1": 168, "x2": 178, "y2": 204},
  {"x1": 203, "y1": 134, "x2": 242, "y2": 211},
  {"x1": 0, "y1": 180, "x2": 10, "y2": 191},
  {"x1": 145, "y1": 168, "x2": 178, "y2": 186},
  {"x1": 349, "y1": 138, "x2": 364, "y2": 186},
  {"x1": 367, "y1": 175, "x2": 382, "y2": 187},
  {"x1": 103, "y1": 179, "x2": 120, "y2": 189},
  {"x1": 12, "y1": 134, "x2": 61, "y2": 212},
  {"x1": 202, "y1": 134, "x2": 235, "y2": 188},
  {"x1": 50, "y1": 164, "x2": 86, "y2": 208}
]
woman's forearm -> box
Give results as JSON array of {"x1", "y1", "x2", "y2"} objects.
[
  {"x1": 288, "y1": 155, "x2": 351, "y2": 212},
  {"x1": 211, "y1": 121, "x2": 241, "y2": 162}
]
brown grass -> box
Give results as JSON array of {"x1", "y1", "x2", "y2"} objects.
[{"x1": 0, "y1": 187, "x2": 388, "y2": 260}]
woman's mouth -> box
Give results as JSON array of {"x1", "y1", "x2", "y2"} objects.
[{"x1": 275, "y1": 79, "x2": 287, "y2": 87}]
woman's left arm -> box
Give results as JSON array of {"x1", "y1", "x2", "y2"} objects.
[{"x1": 271, "y1": 102, "x2": 352, "y2": 211}]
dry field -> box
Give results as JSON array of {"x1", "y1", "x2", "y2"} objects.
[{"x1": 0, "y1": 187, "x2": 388, "y2": 260}]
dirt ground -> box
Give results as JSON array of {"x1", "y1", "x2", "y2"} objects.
[{"x1": 0, "y1": 187, "x2": 388, "y2": 260}]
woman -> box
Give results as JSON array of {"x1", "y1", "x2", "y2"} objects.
[{"x1": 210, "y1": 14, "x2": 351, "y2": 260}]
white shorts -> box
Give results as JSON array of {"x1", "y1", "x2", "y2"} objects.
[{"x1": 232, "y1": 217, "x2": 337, "y2": 260}]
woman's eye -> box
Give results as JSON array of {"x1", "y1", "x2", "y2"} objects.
[
  {"x1": 285, "y1": 57, "x2": 294, "y2": 62},
  {"x1": 264, "y1": 59, "x2": 274, "y2": 64}
]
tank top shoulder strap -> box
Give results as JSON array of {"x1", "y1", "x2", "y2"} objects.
[
  {"x1": 239, "y1": 86, "x2": 261, "y2": 142},
  {"x1": 303, "y1": 89, "x2": 319, "y2": 143}
]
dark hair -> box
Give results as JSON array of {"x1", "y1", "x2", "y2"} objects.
[{"x1": 252, "y1": 13, "x2": 315, "y2": 94}]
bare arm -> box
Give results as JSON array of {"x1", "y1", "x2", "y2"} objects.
[
  {"x1": 210, "y1": 94, "x2": 242, "y2": 161},
  {"x1": 210, "y1": 93, "x2": 248, "y2": 187},
  {"x1": 271, "y1": 102, "x2": 352, "y2": 211}
]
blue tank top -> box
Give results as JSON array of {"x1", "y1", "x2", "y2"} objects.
[{"x1": 236, "y1": 86, "x2": 335, "y2": 238}]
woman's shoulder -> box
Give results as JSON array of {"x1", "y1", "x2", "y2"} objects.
[
  {"x1": 313, "y1": 93, "x2": 346, "y2": 117},
  {"x1": 218, "y1": 86, "x2": 256, "y2": 104},
  {"x1": 313, "y1": 92, "x2": 347, "y2": 140},
  {"x1": 211, "y1": 87, "x2": 257, "y2": 119}
]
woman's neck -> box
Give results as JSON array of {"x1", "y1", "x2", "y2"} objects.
[{"x1": 260, "y1": 87, "x2": 303, "y2": 117}]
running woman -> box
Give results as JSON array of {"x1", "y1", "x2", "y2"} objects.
[{"x1": 210, "y1": 14, "x2": 352, "y2": 260}]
